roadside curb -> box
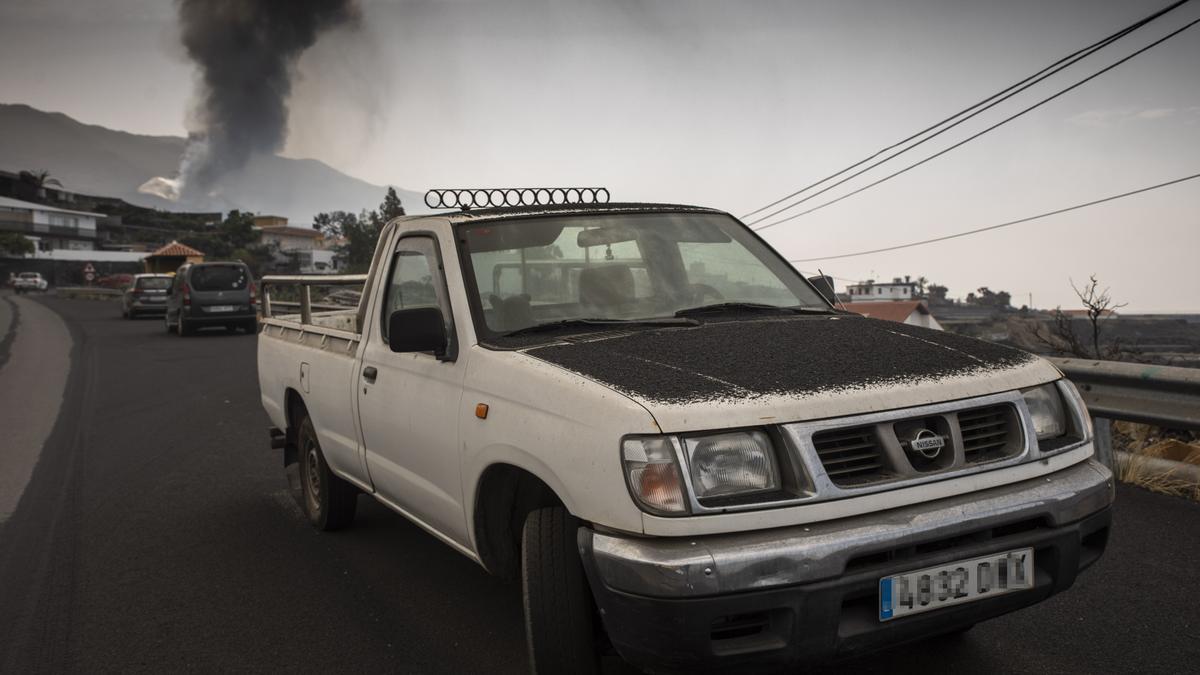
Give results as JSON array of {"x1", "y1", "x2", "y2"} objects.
[{"x1": 0, "y1": 292, "x2": 19, "y2": 371}]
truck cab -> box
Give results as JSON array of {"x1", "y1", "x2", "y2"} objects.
[{"x1": 256, "y1": 191, "x2": 1112, "y2": 673}]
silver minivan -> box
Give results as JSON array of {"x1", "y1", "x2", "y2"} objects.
[
  {"x1": 164, "y1": 262, "x2": 258, "y2": 336},
  {"x1": 122, "y1": 273, "x2": 173, "y2": 318}
]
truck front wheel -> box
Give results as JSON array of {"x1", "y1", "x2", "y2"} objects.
[
  {"x1": 296, "y1": 414, "x2": 357, "y2": 531},
  {"x1": 521, "y1": 506, "x2": 599, "y2": 675}
]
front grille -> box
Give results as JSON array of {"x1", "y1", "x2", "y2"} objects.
[
  {"x1": 958, "y1": 405, "x2": 1018, "y2": 463},
  {"x1": 812, "y1": 426, "x2": 887, "y2": 486}
]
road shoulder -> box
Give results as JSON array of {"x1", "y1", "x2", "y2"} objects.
[{"x1": 0, "y1": 293, "x2": 73, "y2": 522}]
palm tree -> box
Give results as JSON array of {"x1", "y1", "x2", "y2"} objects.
[
  {"x1": 18, "y1": 169, "x2": 63, "y2": 198},
  {"x1": 916, "y1": 276, "x2": 928, "y2": 296}
]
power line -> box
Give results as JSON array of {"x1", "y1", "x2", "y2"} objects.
[
  {"x1": 756, "y1": 15, "x2": 1200, "y2": 232},
  {"x1": 789, "y1": 172, "x2": 1200, "y2": 263},
  {"x1": 741, "y1": 0, "x2": 1194, "y2": 224}
]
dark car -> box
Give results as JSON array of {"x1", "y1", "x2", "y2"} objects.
[
  {"x1": 164, "y1": 262, "x2": 258, "y2": 336},
  {"x1": 122, "y1": 273, "x2": 173, "y2": 318}
]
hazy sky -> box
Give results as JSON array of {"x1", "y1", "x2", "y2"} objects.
[{"x1": 1, "y1": 0, "x2": 1197, "y2": 311}]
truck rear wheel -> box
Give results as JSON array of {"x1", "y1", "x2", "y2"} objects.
[
  {"x1": 296, "y1": 414, "x2": 357, "y2": 531},
  {"x1": 521, "y1": 506, "x2": 599, "y2": 675}
]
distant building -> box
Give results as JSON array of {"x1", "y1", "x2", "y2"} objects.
[
  {"x1": 143, "y1": 240, "x2": 205, "y2": 273},
  {"x1": 253, "y1": 215, "x2": 324, "y2": 251},
  {"x1": 0, "y1": 195, "x2": 102, "y2": 252},
  {"x1": 0, "y1": 169, "x2": 77, "y2": 204},
  {"x1": 849, "y1": 300, "x2": 944, "y2": 330},
  {"x1": 294, "y1": 249, "x2": 340, "y2": 274},
  {"x1": 846, "y1": 276, "x2": 920, "y2": 303},
  {"x1": 253, "y1": 215, "x2": 289, "y2": 228},
  {"x1": 252, "y1": 215, "x2": 343, "y2": 273}
]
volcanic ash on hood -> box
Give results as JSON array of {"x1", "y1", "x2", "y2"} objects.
[
  {"x1": 146, "y1": 0, "x2": 361, "y2": 204},
  {"x1": 523, "y1": 316, "x2": 1041, "y2": 404}
]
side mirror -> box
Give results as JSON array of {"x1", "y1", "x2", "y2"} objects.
[
  {"x1": 388, "y1": 306, "x2": 448, "y2": 357},
  {"x1": 807, "y1": 275, "x2": 837, "y2": 304}
]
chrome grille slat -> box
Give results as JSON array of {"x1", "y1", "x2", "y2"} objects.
[
  {"x1": 812, "y1": 426, "x2": 886, "y2": 486},
  {"x1": 960, "y1": 421, "x2": 1005, "y2": 432},
  {"x1": 818, "y1": 451, "x2": 882, "y2": 464},
  {"x1": 825, "y1": 463, "x2": 883, "y2": 477},
  {"x1": 962, "y1": 430, "x2": 1008, "y2": 442},
  {"x1": 959, "y1": 404, "x2": 1018, "y2": 463},
  {"x1": 817, "y1": 442, "x2": 878, "y2": 455}
]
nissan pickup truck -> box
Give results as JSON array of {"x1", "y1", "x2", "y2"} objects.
[{"x1": 256, "y1": 189, "x2": 1112, "y2": 674}]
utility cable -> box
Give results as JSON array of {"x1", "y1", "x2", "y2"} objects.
[
  {"x1": 789, "y1": 172, "x2": 1200, "y2": 262},
  {"x1": 742, "y1": 0, "x2": 1193, "y2": 222},
  {"x1": 756, "y1": 16, "x2": 1200, "y2": 232}
]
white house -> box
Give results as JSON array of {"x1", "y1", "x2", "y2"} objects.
[
  {"x1": 846, "y1": 277, "x2": 919, "y2": 302},
  {"x1": 0, "y1": 195, "x2": 102, "y2": 251}
]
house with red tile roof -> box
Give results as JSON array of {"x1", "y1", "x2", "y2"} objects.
[
  {"x1": 848, "y1": 300, "x2": 944, "y2": 330},
  {"x1": 143, "y1": 240, "x2": 204, "y2": 273}
]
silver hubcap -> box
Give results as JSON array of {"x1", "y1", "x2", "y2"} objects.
[{"x1": 303, "y1": 438, "x2": 321, "y2": 512}]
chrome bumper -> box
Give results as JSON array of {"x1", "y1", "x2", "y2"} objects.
[{"x1": 586, "y1": 458, "x2": 1113, "y2": 598}]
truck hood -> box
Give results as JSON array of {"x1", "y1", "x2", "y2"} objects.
[{"x1": 520, "y1": 315, "x2": 1061, "y2": 432}]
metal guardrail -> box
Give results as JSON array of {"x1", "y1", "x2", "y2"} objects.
[
  {"x1": 1050, "y1": 357, "x2": 1200, "y2": 431},
  {"x1": 260, "y1": 274, "x2": 366, "y2": 324}
]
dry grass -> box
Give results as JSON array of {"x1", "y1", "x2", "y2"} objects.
[
  {"x1": 1115, "y1": 453, "x2": 1200, "y2": 501},
  {"x1": 1111, "y1": 422, "x2": 1200, "y2": 501}
]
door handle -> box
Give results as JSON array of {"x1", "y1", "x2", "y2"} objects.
[{"x1": 362, "y1": 366, "x2": 378, "y2": 383}]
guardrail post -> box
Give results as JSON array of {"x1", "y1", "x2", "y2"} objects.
[
  {"x1": 1092, "y1": 416, "x2": 1113, "y2": 471},
  {"x1": 300, "y1": 285, "x2": 312, "y2": 324}
]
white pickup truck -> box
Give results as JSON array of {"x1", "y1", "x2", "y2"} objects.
[{"x1": 257, "y1": 191, "x2": 1113, "y2": 673}]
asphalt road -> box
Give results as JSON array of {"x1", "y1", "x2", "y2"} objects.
[{"x1": 1, "y1": 294, "x2": 1198, "y2": 674}]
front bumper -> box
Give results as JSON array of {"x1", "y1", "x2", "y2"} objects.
[{"x1": 579, "y1": 459, "x2": 1113, "y2": 672}]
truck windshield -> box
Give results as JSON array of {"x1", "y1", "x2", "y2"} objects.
[{"x1": 460, "y1": 212, "x2": 828, "y2": 335}]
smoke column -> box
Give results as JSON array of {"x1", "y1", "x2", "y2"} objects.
[{"x1": 176, "y1": 0, "x2": 360, "y2": 198}]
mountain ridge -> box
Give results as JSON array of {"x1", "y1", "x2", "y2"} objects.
[{"x1": 0, "y1": 103, "x2": 423, "y2": 222}]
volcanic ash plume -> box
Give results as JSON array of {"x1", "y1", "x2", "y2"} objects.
[{"x1": 151, "y1": 0, "x2": 360, "y2": 202}]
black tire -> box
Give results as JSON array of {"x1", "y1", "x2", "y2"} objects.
[
  {"x1": 522, "y1": 507, "x2": 599, "y2": 675},
  {"x1": 296, "y1": 414, "x2": 357, "y2": 531},
  {"x1": 165, "y1": 314, "x2": 174, "y2": 334},
  {"x1": 178, "y1": 317, "x2": 193, "y2": 337},
  {"x1": 242, "y1": 319, "x2": 258, "y2": 334}
]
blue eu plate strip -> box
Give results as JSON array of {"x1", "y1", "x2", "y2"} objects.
[{"x1": 880, "y1": 577, "x2": 893, "y2": 620}]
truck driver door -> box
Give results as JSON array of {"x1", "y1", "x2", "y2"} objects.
[{"x1": 356, "y1": 232, "x2": 469, "y2": 547}]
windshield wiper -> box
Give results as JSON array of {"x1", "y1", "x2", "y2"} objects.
[
  {"x1": 501, "y1": 317, "x2": 699, "y2": 338},
  {"x1": 674, "y1": 302, "x2": 837, "y2": 318}
]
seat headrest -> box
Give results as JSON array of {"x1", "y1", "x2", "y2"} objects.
[{"x1": 579, "y1": 265, "x2": 634, "y2": 312}]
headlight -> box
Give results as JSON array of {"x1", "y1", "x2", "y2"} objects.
[
  {"x1": 682, "y1": 431, "x2": 780, "y2": 499},
  {"x1": 1022, "y1": 383, "x2": 1067, "y2": 440},
  {"x1": 622, "y1": 437, "x2": 687, "y2": 515}
]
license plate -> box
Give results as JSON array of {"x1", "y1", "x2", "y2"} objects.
[
  {"x1": 879, "y1": 548, "x2": 1033, "y2": 621},
  {"x1": 144, "y1": 297, "x2": 164, "y2": 302},
  {"x1": 207, "y1": 305, "x2": 236, "y2": 312}
]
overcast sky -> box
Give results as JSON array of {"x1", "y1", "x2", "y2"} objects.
[{"x1": 1, "y1": 0, "x2": 1197, "y2": 311}]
